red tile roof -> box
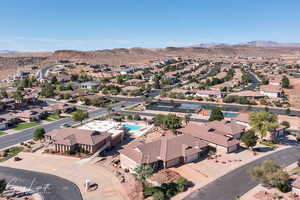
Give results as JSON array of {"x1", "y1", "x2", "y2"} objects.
[
  {"x1": 178, "y1": 121, "x2": 242, "y2": 148},
  {"x1": 45, "y1": 128, "x2": 111, "y2": 146},
  {"x1": 120, "y1": 134, "x2": 208, "y2": 164}
]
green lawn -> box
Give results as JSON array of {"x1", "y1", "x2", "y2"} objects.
[
  {"x1": 260, "y1": 141, "x2": 279, "y2": 149},
  {"x1": 0, "y1": 146, "x2": 24, "y2": 162},
  {"x1": 13, "y1": 122, "x2": 39, "y2": 131},
  {"x1": 292, "y1": 167, "x2": 300, "y2": 175},
  {"x1": 0, "y1": 131, "x2": 7, "y2": 136},
  {"x1": 46, "y1": 114, "x2": 62, "y2": 122}
]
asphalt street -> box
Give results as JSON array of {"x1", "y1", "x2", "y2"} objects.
[
  {"x1": 0, "y1": 166, "x2": 82, "y2": 200},
  {"x1": 160, "y1": 99, "x2": 300, "y2": 116},
  {"x1": 0, "y1": 101, "x2": 136, "y2": 150},
  {"x1": 241, "y1": 70, "x2": 260, "y2": 91},
  {"x1": 184, "y1": 146, "x2": 300, "y2": 200}
]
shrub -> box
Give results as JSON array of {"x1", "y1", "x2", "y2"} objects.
[
  {"x1": 33, "y1": 128, "x2": 46, "y2": 140},
  {"x1": 134, "y1": 114, "x2": 141, "y2": 121},
  {"x1": 277, "y1": 182, "x2": 290, "y2": 193},
  {"x1": 175, "y1": 177, "x2": 189, "y2": 192},
  {"x1": 280, "y1": 121, "x2": 290, "y2": 128},
  {"x1": 153, "y1": 191, "x2": 165, "y2": 200},
  {"x1": 195, "y1": 96, "x2": 203, "y2": 101},
  {"x1": 144, "y1": 184, "x2": 159, "y2": 197},
  {"x1": 0, "y1": 179, "x2": 7, "y2": 194}
]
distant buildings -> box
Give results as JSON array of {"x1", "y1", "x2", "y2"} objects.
[
  {"x1": 260, "y1": 85, "x2": 283, "y2": 98},
  {"x1": 195, "y1": 90, "x2": 222, "y2": 99}
]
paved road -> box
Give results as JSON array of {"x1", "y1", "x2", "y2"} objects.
[
  {"x1": 184, "y1": 146, "x2": 300, "y2": 200},
  {"x1": 158, "y1": 99, "x2": 300, "y2": 116},
  {"x1": 241, "y1": 70, "x2": 260, "y2": 91},
  {"x1": 0, "y1": 166, "x2": 82, "y2": 200},
  {"x1": 0, "y1": 108, "x2": 106, "y2": 150},
  {"x1": 0, "y1": 101, "x2": 137, "y2": 150}
]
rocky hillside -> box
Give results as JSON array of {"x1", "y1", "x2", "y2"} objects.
[
  {"x1": 0, "y1": 56, "x2": 48, "y2": 80},
  {"x1": 48, "y1": 46, "x2": 300, "y2": 64},
  {"x1": 1, "y1": 45, "x2": 300, "y2": 81}
]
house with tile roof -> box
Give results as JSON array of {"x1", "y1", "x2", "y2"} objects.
[
  {"x1": 178, "y1": 120, "x2": 246, "y2": 153},
  {"x1": 45, "y1": 128, "x2": 112, "y2": 154},
  {"x1": 120, "y1": 134, "x2": 208, "y2": 171},
  {"x1": 260, "y1": 84, "x2": 283, "y2": 98}
]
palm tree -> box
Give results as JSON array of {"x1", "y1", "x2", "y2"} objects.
[
  {"x1": 133, "y1": 164, "x2": 154, "y2": 181},
  {"x1": 249, "y1": 111, "x2": 278, "y2": 141}
]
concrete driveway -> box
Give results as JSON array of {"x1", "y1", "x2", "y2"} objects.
[
  {"x1": 0, "y1": 152, "x2": 127, "y2": 200},
  {"x1": 184, "y1": 146, "x2": 300, "y2": 200}
]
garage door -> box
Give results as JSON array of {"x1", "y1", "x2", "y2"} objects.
[
  {"x1": 228, "y1": 144, "x2": 238, "y2": 153},
  {"x1": 186, "y1": 154, "x2": 199, "y2": 163}
]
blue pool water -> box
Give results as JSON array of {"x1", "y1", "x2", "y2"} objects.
[
  {"x1": 123, "y1": 124, "x2": 143, "y2": 131},
  {"x1": 208, "y1": 111, "x2": 239, "y2": 118}
]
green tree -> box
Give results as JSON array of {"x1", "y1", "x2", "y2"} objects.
[
  {"x1": 116, "y1": 75, "x2": 124, "y2": 84},
  {"x1": 209, "y1": 107, "x2": 224, "y2": 121},
  {"x1": 33, "y1": 128, "x2": 46, "y2": 140},
  {"x1": 0, "y1": 89, "x2": 8, "y2": 98},
  {"x1": 72, "y1": 109, "x2": 89, "y2": 124},
  {"x1": 241, "y1": 129, "x2": 258, "y2": 150},
  {"x1": 40, "y1": 82, "x2": 55, "y2": 98},
  {"x1": 0, "y1": 179, "x2": 6, "y2": 194},
  {"x1": 153, "y1": 191, "x2": 165, "y2": 200},
  {"x1": 282, "y1": 76, "x2": 290, "y2": 88},
  {"x1": 51, "y1": 76, "x2": 58, "y2": 84},
  {"x1": 184, "y1": 114, "x2": 191, "y2": 125},
  {"x1": 153, "y1": 114, "x2": 182, "y2": 130},
  {"x1": 280, "y1": 121, "x2": 290, "y2": 128},
  {"x1": 175, "y1": 177, "x2": 188, "y2": 192},
  {"x1": 127, "y1": 114, "x2": 133, "y2": 120},
  {"x1": 134, "y1": 114, "x2": 141, "y2": 120},
  {"x1": 153, "y1": 76, "x2": 161, "y2": 89},
  {"x1": 133, "y1": 164, "x2": 154, "y2": 181},
  {"x1": 249, "y1": 160, "x2": 289, "y2": 191},
  {"x1": 12, "y1": 90, "x2": 24, "y2": 103},
  {"x1": 249, "y1": 111, "x2": 278, "y2": 140},
  {"x1": 285, "y1": 108, "x2": 291, "y2": 115}
]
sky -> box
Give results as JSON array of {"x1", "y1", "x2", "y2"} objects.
[{"x1": 1, "y1": 0, "x2": 300, "y2": 51}]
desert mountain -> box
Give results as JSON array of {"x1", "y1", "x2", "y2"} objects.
[{"x1": 1, "y1": 44, "x2": 300, "y2": 80}]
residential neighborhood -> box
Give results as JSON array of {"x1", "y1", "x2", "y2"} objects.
[
  {"x1": 1, "y1": 1, "x2": 300, "y2": 200},
  {"x1": 1, "y1": 52, "x2": 300, "y2": 200}
]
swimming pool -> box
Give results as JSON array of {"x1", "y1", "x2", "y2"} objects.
[
  {"x1": 222, "y1": 111, "x2": 239, "y2": 118},
  {"x1": 123, "y1": 124, "x2": 143, "y2": 131},
  {"x1": 208, "y1": 111, "x2": 239, "y2": 118}
]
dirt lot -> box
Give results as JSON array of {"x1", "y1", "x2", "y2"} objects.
[
  {"x1": 0, "y1": 152, "x2": 128, "y2": 200},
  {"x1": 286, "y1": 77, "x2": 300, "y2": 109}
]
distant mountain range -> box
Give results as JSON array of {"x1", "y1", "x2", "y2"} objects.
[
  {"x1": 0, "y1": 50, "x2": 18, "y2": 54},
  {"x1": 192, "y1": 40, "x2": 300, "y2": 48}
]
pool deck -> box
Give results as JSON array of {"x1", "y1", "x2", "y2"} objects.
[
  {"x1": 122, "y1": 121, "x2": 154, "y2": 137},
  {"x1": 79, "y1": 120, "x2": 153, "y2": 138}
]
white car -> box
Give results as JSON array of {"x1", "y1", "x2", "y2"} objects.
[{"x1": 60, "y1": 123, "x2": 70, "y2": 128}]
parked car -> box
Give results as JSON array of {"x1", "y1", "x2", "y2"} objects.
[{"x1": 60, "y1": 123, "x2": 70, "y2": 128}]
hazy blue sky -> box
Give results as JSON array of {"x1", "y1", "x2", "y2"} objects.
[{"x1": 1, "y1": 0, "x2": 300, "y2": 51}]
